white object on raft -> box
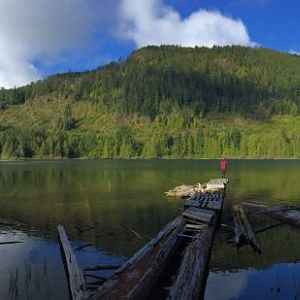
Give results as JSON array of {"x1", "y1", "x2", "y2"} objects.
[{"x1": 206, "y1": 178, "x2": 228, "y2": 191}]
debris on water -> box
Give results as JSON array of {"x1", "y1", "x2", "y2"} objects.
[
  {"x1": 165, "y1": 179, "x2": 228, "y2": 198},
  {"x1": 165, "y1": 183, "x2": 204, "y2": 198}
]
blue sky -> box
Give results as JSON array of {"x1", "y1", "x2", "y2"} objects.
[{"x1": 0, "y1": 0, "x2": 299, "y2": 88}]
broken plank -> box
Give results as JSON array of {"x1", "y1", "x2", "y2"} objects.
[{"x1": 57, "y1": 225, "x2": 86, "y2": 300}]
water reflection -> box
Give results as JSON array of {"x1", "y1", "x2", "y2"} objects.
[
  {"x1": 0, "y1": 228, "x2": 67, "y2": 300},
  {"x1": 206, "y1": 263, "x2": 300, "y2": 300},
  {"x1": 0, "y1": 160, "x2": 299, "y2": 299}
]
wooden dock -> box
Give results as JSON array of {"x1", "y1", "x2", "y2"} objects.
[{"x1": 58, "y1": 178, "x2": 228, "y2": 300}]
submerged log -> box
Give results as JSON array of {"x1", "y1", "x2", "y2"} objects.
[
  {"x1": 57, "y1": 225, "x2": 86, "y2": 300},
  {"x1": 233, "y1": 207, "x2": 246, "y2": 246},
  {"x1": 83, "y1": 265, "x2": 122, "y2": 272},
  {"x1": 242, "y1": 202, "x2": 300, "y2": 228},
  {"x1": 0, "y1": 241, "x2": 23, "y2": 245},
  {"x1": 91, "y1": 217, "x2": 184, "y2": 300},
  {"x1": 75, "y1": 243, "x2": 93, "y2": 251},
  {"x1": 233, "y1": 205, "x2": 261, "y2": 253},
  {"x1": 168, "y1": 222, "x2": 215, "y2": 300}
]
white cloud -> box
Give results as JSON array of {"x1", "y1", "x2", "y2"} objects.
[
  {"x1": 0, "y1": 0, "x2": 256, "y2": 89},
  {"x1": 289, "y1": 49, "x2": 300, "y2": 56},
  {"x1": 0, "y1": 0, "x2": 97, "y2": 88},
  {"x1": 119, "y1": 0, "x2": 255, "y2": 49}
]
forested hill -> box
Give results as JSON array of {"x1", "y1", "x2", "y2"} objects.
[{"x1": 1, "y1": 45, "x2": 300, "y2": 159}]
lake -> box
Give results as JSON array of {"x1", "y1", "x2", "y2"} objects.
[{"x1": 0, "y1": 159, "x2": 299, "y2": 299}]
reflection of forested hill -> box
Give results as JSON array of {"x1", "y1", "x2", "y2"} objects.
[
  {"x1": 0, "y1": 161, "x2": 182, "y2": 256},
  {"x1": 0, "y1": 159, "x2": 299, "y2": 260},
  {"x1": 1, "y1": 46, "x2": 300, "y2": 158}
]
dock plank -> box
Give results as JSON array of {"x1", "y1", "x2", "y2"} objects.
[{"x1": 183, "y1": 208, "x2": 215, "y2": 225}]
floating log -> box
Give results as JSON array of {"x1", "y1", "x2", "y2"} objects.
[
  {"x1": 57, "y1": 225, "x2": 86, "y2": 300},
  {"x1": 91, "y1": 217, "x2": 184, "y2": 300},
  {"x1": 83, "y1": 265, "x2": 122, "y2": 272},
  {"x1": 242, "y1": 202, "x2": 300, "y2": 228},
  {"x1": 75, "y1": 243, "x2": 93, "y2": 251},
  {"x1": 255, "y1": 222, "x2": 284, "y2": 235},
  {"x1": 233, "y1": 205, "x2": 261, "y2": 253},
  {"x1": 0, "y1": 241, "x2": 23, "y2": 245},
  {"x1": 168, "y1": 222, "x2": 215, "y2": 300}
]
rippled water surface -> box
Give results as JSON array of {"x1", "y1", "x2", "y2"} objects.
[{"x1": 0, "y1": 160, "x2": 299, "y2": 300}]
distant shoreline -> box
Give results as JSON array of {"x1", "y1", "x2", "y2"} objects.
[{"x1": 1, "y1": 157, "x2": 300, "y2": 162}]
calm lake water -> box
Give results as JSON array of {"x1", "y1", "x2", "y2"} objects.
[{"x1": 0, "y1": 160, "x2": 299, "y2": 300}]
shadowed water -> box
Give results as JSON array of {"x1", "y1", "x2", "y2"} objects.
[{"x1": 0, "y1": 160, "x2": 299, "y2": 299}]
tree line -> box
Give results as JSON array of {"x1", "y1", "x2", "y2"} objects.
[{"x1": 1, "y1": 45, "x2": 300, "y2": 159}]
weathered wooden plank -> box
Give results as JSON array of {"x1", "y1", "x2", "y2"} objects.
[
  {"x1": 168, "y1": 222, "x2": 215, "y2": 300},
  {"x1": 182, "y1": 208, "x2": 215, "y2": 224},
  {"x1": 91, "y1": 217, "x2": 184, "y2": 300},
  {"x1": 57, "y1": 225, "x2": 86, "y2": 300},
  {"x1": 242, "y1": 202, "x2": 300, "y2": 228}
]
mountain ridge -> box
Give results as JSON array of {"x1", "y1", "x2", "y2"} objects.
[{"x1": 0, "y1": 45, "x2": 300, "y2": 159}]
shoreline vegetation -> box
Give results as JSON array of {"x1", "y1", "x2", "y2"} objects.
[
  {"x1": 2, "y1": 157, "x2": 300, "y2": 162},
  {"x1": 1, "y1": 46, "x2": 300, "y2": 160}
]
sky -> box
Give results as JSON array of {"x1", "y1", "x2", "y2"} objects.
[{"x1": 0, "y1": 0, "x2": 299, "y2": 88}]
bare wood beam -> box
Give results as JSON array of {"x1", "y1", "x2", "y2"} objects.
[{"x1": 58, "y1": 225, "x2": 86, "y2": 300}]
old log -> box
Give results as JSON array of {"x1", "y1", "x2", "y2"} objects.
[
  {"x1": 168, "y1": 222, "x2": 215, "y2": 300},
  {"x1": 91, "y1": 217, "x2": 184, "y2": 300},
  {"x1": 233, "y1": 205, "x2": 261, "y2": 253},
  {"x1": 57, "y1": 225, "x2": 86, "y2": 300},
  {"x1": 233, "y1": 207, "x2": 246, "y2": 246},
  {"x1": 242, "y1": 202, "x2": 300, "y2": 228}
]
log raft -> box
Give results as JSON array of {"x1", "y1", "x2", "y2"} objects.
[{"x1": 57, "y1": 178, "x2": 228, "y2": 300}]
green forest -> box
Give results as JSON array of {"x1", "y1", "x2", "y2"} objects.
[{"x1": 1, "y1": 45, "x2": 300, "y2": 159}]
